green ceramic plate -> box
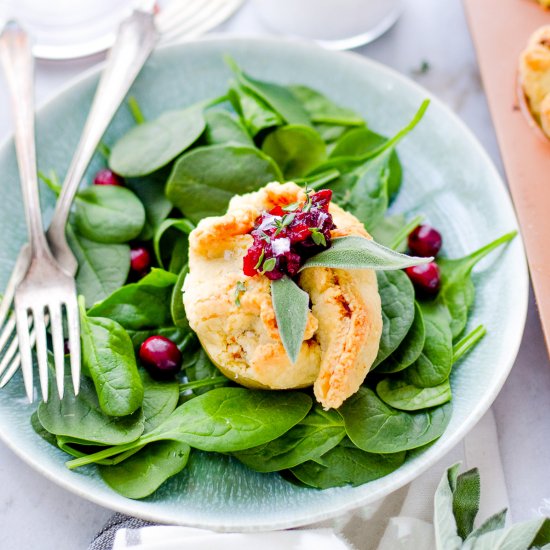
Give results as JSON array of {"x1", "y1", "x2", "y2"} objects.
[{"x1": 0, "y1": 37, "x2": 528, "y2": 530}]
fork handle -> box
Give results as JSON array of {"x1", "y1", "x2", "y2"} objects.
[
  {"x1": 46, "y1": 9, "x2": 158, "y2": 275},
  {"x1": 0, "y1": 22, "x2": 50, "y2": 260}
]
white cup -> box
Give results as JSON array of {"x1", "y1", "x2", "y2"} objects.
[{"x1": 252, "y1": 0, "x2": 404, "y2": 49}]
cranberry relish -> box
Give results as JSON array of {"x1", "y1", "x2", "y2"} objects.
[{"x1": 243, "y1": 189, "x2": 336, "y2": 280}]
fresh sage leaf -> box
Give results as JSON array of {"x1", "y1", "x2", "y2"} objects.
[
  {"x1": 99, "y1": 440, "x2": 190, "y2": 499},
  {"x1": 299, "y1": 236, "x2": 432, "y2": 272},
  {"x1": 463, "y1": 518, "x2": 546, "y2": 550},
  {"x1": 290, "y1": 439, "x2": 406, "y2": 489},
  {"x1": 271, "y1": 275, "x2": 310, "y2": 364},
  {"x1": 261, "y1": 124, "x2": 326, "y2": 178},
  {"x1": 67, "y1": 226, "x2": 130, "y2": 307},
  {"x1": 451, "y1": 467, "x2": 481, "y2": 540},
  {"x1": 438, "y1": 232, "x2": 516, "y2": 339},
  {"x1": 464, "y1": 510, "x2": 507, "y2": 542},
  {"x1": 234, "y1": 407, "x2": 345, "y2": 472},
  {"x1": 340, "y1": 387, "x2": 452, "y2": 453},
  {"x1": 376, "y1": 300, "x2": 425, "y2": 373},
  {"x1": 374, "y1": 270, "x2": 416, "y2": 366},
  {"x1": 434, "y1": 463, "x2": 463, "y2": 550},
  {"x1": 73, "y1": 185, "x2": 146, "y2": 244},
  {"x1": 109, "y1": 106, "x2": 205, "y2": 177},
  {"x1": 38, "y1": 375, "x2": 144, "y2": 445},
  {"x1": 79, "y1": 297, "x2": 144, "y2": 417},
  {"x1": 165, "y1": 144, "x2": 283, "y2": 224},
  {"x1": 88, "y1": 269, "x2": 178, "y2": 331}
]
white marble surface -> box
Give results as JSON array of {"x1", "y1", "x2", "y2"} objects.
[{"x1": 0, "y1": 0, "x2": 549, "y2": 548}]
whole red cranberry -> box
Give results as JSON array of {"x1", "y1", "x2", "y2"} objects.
[
  {"x1": 408, "y1": 224, "x2": 442, "y2": 258},
  {"x1": 94, "y1": 168, "x2": 124, "y2": 187},
  {"x1": 139, "y1": 336, "x2": 182, "y2": 379},
  {"x1": 130, "y1": 246, "x2": 151, "y2": 274},
  {"x1": 405, "y1": 262, "x2": 441, "y2": 297}
]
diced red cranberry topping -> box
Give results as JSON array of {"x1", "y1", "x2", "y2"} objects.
[
  {"x1": 139, "y1": 335, "x2": 182, "y2": 379},
  {"x1": 242, "y1": 189, "x2": 336, "y2": 279},
  {"x1": 94, "y1": 168, "x2": 124, "y2": 187},
  {"x1": 408, "y1": 224, "x2": 442, "y2": 258},
  {"x1": 405, "y1": 262, "x2": 441, "y2": 297},
  {"x1": 130, "y1": 246, "x2": 151, "y2": 275}
]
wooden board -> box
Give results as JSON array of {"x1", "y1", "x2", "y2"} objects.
[{"x1": 464, "y1": 0, "x2": 550, "y2": 352}]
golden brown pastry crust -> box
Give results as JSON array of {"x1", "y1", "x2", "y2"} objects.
[
  {"x1": 183, "y1": 182, "x2": 382, "y2": 409},
  {"x1": 519, "y1": 25, "x2": 550, "y2": 138}
]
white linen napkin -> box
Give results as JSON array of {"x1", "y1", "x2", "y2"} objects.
[{"x1": 90, "y1": 409, "x2": 508, "y2": 550}]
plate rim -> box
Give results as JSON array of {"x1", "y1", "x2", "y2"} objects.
[{"x1": 0, "y1": 35, "x2": 529, "y2": 531}]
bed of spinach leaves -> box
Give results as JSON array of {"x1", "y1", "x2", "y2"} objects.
[{"x1": 31, "y1": 58, "x2": 515, "y2": 500}]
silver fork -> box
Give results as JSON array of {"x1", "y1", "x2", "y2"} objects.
[{"x1": 0, "y1": 22, "x2": 80, "y2": 402}]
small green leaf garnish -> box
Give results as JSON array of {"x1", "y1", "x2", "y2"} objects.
[
  {"x1": 261, "y1": 257, "x2": 277, "y2": 273},
  {"x1": 309, "y1": 227, "x2": 327, "y2": 246},
  {"x1": 274, "y1": 213, "x2": 296, "y2": 236},
  {"x1": 234, "y1": 281, "x2": 247, "y2": 307},
  {"x1": 282, "y1": 201, "x2": 300, "y2": 212},
  {"x1": 254, "y1": 249, "x2": 265, "y2": 270},
  {"x1": 271, "y1": 276, "x2": 309, "y2": 364},
  {"x1": 259, "y1": 231, "x2": 271, "y2": 243}
]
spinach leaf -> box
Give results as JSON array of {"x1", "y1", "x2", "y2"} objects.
[
  {"x1": 66, "y1": 388, "x2": 312, "y2": 468},
  {"x1": 452, "y1": 324, "x2": 486, "y2": 364},
  {"x1": 73, "y1": 185, "x2": 146, "y2": 244},
  {"x1": 126, "y1": 169, "x2": 173, "y2": 241},
  {"x1": 153, "y1": 218, "x2": 193, "y2": 270},
  {"x1": 141, "y1": 371, "x2": 180, "y2": 433},
  {"x1": 184, "y1": 347, "x2": 225, "y2": 395},
  {"x1": 127, "y1": 327, "x2": 190, "y2": 351},
  {"x1": 373, "y1": 270, "x2": 416, "y2": 366},
  {"x1": 204, "y1": 109, "x2": 253, "y2": 146},
  {"x1": 109, "y1": 106, "x2": 205, "y2": 177},
  {"x1": 165, "y1": 144, "x2": 283, "y2": 224},
  {"x1": 228, "y1": 84, "x2": 283, "y2": 136},
  {"x1": 300, "y1": 236, "x2": 432, "y2": 272},
  {"x1": 438, "y1": 232, "x2": 516, "y2": 339},
  {"x1": 261, "y1": 124, "x2": 326, "y2": 178},
  {"x1": 404, "y1": 301, "x2": 453, "y2": 387},
  {"x1": 88, "y1": 268, "x2": 178, "y2": 331},
  {"x1": 234, "y1": 407, "x2": 345, "y2": 472},
  {"x1": 329, "y1": 127, "x2": 403, "y2": 199},
  {"x1": 171, "y1": 265, "x2": 189, "y2": 330},
  {"x1": 226, "y1": 57, "x2": 311, "y2": 126},
  {"x1": 79, "y1": 298, "x2": 144, "y2": 417},
  {"x1": 99, "y1": 440, "x2": 190, "y2": 499},
  {"x1": 370, "y1": 214, "x2": 423, "y2": 252},
  {"x1": 290, "y1": 439, "x2": 406, "y2": 489},
  {"x1": 271, "y1": 275, "x2": 310, "y2": 364},
  {"x1": 67, "y1": 226, "x2": 130, "y2": 307},
  {"x1": 288, "y1": 85, "x2": 364, "y2": 126},
  {"x1": 38, "y1": 375, "x2": 144, "y2": 445},
  {"x1": 31, "y1": 411, "x2": 58, "y2": 447},
  {"x1": 376, "y1": 300, "x2": 425, "y2": 373},
  {"x1": 315, "y1": 123, "x2": 352, "y2": 144},
  {"x1": 376, "y1": 378, "x2": 451, "y2": 411},
  {"x1": 340, "y1": 387, "x2": 452, "y2": 453}
]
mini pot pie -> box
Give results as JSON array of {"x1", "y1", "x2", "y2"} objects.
[
  {"x1": 519, "y1": 25, "x2": 550, "y2": 138},
  {"x1": 183, "y1": 182, "x2": 383, "y2": 409}
]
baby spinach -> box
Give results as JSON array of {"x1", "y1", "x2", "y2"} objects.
[
  {"x1": 404, "y1": 301, "x2": 453, "y2": 388},
  {"x1": 31, "y1": 411, "x2": 58, "y2": 447},
  {"x1": 127, "y1": 326, "x2": 190, "y2": 351},
  {"x1": 88, "y1": 269, "x2": 178, "y2": 331},
  {"x1": 226, "y1": 56, "x2": 311, "y2": 126},
  {"x1": 290, "y1": 439, "x2": 406, "y2": 489},
  {"x1": 109, "y1": 105, "x2": 205, "y2": 177},
  {"x1": 452, "y1": 324, "x2": 486, "y2": 364},
  {"x1": 271, "y1": 275, "x2": 310, "y2": 364},
  {"x1": 79, "y1": 298, "x2": 144, "y2": 417},
  {"x1": 376, "y1": 301, "x2": 426, "y2": 373},
  {"x1": 204, "y1": 109, "x2": 253, "y2": 146},
  {"x1": 340, "y1": 387, "x2": 452, "y2": 453},
  {"x1": 300, "y1": 236, "x2": 432, "y2": 272},
  {"x1": 329, "y1": 127, "x2": 403, "y2": 199},
  {"x1": 170, "y1": 266, "x2": 189, "y2": 330},
  {"x1": 315, "y1": 123, "x2": 351, "y2": 143},
  {"x1": 140, "y1": 372, "x2": 180, "y2": 433},
  {"x1": 153, "y1": 218, "x2": 193, "y2": 271},
  {"x1": 438, "y1": 232, "x2": 516, "y2": 339},
  {"x1": 73, "y1": 185, "x2": 146, "y2": 244},
  {"x1": 99, "y1": 440, "x2": 191, "y2": 499},
  {"x1": 371, "y1": 214, "x2": 423, "y2": 252},
  {"x1": 38, "y1": 375, "x2": 144, "y2": 445},
  {"x1": 184, "y1": 347, "x2": 225, "y2": 395},
  {"x1": 67, "y1": 226, "x2": 130, "y2": 307},
  {"x1": 373, "y1": 270, "x2": 416, "y2": 366},
  {"x1": 288, "y1": 85, "x2": 364, "y2": 126},
  {"x1": 376, "y1": 378, "x2": 451, "y2": 411},
  {"x1": 165, "y1": 144, "x2": 283, "y2": 224},
  {"x1": 234, "y1": 407, "x2": 345, "y2": 472},
  {"x1": 261, "y1": 124, "x2": 326, "y2": 178}
]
